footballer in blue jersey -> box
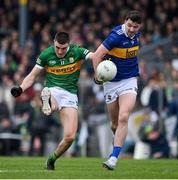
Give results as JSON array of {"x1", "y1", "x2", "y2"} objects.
[
  {"x1": 91, "y1": 10, "x2": 142, "y2": 170},
  {"x1": 103, "y1": 24, "x2": 141, "y2": 81}
]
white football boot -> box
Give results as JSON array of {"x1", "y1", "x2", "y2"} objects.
[
  {"x1": 41, "y1": 87, "x2": 52, "y2": 116},
  {"x1": 102, "y1": 156, "x2": 117, "y2": 170}
]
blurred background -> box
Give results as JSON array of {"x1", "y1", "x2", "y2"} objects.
[{"x1": 0, "y1": 0, "x2": 178, "y2": 159}]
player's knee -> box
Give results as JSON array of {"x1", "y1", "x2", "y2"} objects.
[
  {"x1": 64, "y1": 134, "x2": 76, "y2": 143},
  {"x1": 119, "y1": 112, "x2": 129, "y2": 125}
]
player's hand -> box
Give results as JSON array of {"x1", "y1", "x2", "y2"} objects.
[
  {"x1": 94, "y1": 76, "x2": 104, "y2": 85},
  {"x1": 10, "y1": 86, "x2": 23, "y2": 97}
]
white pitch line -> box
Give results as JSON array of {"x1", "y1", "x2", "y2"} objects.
[{"x1": 0, "y1": 169, "x2": 46, "y2": 173}]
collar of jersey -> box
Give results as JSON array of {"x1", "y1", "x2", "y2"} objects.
[
  {"x1": 66, "y1": 46, "x2": 70, "y2": 53},
  {"x1": 64, "y1": 46, "x2": 70, "y2": 56},
  {"x1": 122, "y1": 24, "x2": 135, "y2": 39}
]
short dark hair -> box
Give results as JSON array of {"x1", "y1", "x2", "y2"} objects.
[
  {"x1": 54, "y1": 32, "x2": 70, "y2": 44},
  {"x1": 126, "y1": 11, "x2": 142, "y2": 24}
]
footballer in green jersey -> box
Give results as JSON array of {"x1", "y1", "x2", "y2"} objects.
[
  {"x1": 11, "y1": 32, "x2": 94, "y2": 170},
  {"x1": 36, "y1": 44, "x2": 89, "y2": 94}
]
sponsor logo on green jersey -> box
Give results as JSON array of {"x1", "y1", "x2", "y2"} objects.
[{"x1": 46, "y1": 61, "x2": 81, "y2": 75}]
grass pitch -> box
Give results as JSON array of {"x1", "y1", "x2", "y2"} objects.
[{"x1": 0, "y1": 157, "x2": 177, "y2": 179}]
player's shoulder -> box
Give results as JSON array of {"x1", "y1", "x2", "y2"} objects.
[
  {"x1": 39, "y1": 45, "x2": 54, "y2": 59},
  {"x1": 69, "y1": 43, "x2": 88, "y2": 52},
  {"x1": 67, "y1": 44, "x2": 80, "y2": 54},
  {"x1": 69, "y1": 43, "x2": 80, "y2": 49},
  {"x1": 69, "y1": 44, "x2": 89, "y2": 58},
  {"x1": 112, "y1": 25, "x2": 124, "y2": 36},
  {"x1": 135, "y1": 32, "x2": 141, "y2": 38},
  {"x1": 106, "y1": 25, "x2": 123, "y2": 41},
  {"x1": 41, "y1": 45, "x2": 54, "y2": 54}
]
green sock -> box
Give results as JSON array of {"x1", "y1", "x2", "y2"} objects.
[{"x1": 48, "y1": 152, "x2": 57, "y2": 163}]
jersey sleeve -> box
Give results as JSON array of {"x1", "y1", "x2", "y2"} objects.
[
  {"x1": 102, "y1": 32, "x2": 119, "y2": 50},
  {"x1": 78, "y1": 47, "x2": 90, "y2": 60},
  {"x1": 36, "y1": 49, "x2": 48, "y2": 67}
]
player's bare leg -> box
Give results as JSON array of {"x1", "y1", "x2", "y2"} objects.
[
  {"x1": 115, "y1": 93, "x2": 136, "y2": 146},
  {"x1": 107, "y1": 100, "x2": 119, "y2": 135},
  {"x1": 46, "y1": 107, "x2": 78, "y2": 170},
  {"x1": 55, "y1": 108, "x2": 78, "y2": 156},
  {"x1": 103, "y1": 93, "x2": 136, "y2": 170},
  {"x1": 102, "y1": 100, "x2": 119, "y2": 170}
]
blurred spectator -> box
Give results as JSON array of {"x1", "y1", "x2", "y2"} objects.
[
  {"x1": 139, "y1": 116, "x2": 170, "y2": 158},
  {"x1": 0, "y1": 101, "x2": 9, "y2": 120},
  {"x1": 0, "y1": 117, "x2": 21, "y2": 155},
  {"x1": 147, "y1": 68, "x2": 168, "y2": 115},
  {"x1": 0, "y1": 73, "x2": 14, "y2": 115},
  {"x1": 167, "y1": 68, "x2": 178, "y2": 156}
]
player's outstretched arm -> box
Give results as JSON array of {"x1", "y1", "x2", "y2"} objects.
[
  {"x1": 88, "y1": 44, "x2": 109, "y2": 84},
  {"x1": 11, "y1": 66, "x2": 43, "y2": 97},
  {"x1": 91, "y1": 44, "x2": 109, "y2": 73}
]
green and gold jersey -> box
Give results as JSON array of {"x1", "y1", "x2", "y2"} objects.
[{"x1": 36, "y1": 44, "x2": 89, "y2": 94}]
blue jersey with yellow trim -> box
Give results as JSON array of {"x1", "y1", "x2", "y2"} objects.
[{"x1": 103, "y1": 24, "x2": 140, "y2": 81}]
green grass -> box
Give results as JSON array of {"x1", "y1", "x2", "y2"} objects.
[{"x1": 0, "y1": 157, "x2": 177, "y2": 179}]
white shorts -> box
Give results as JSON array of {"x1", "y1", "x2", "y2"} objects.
[
  {"x1": 103, "y1": 77, "x2": 138, "y2": 104},
  {"x1": 49, "y1": 87, "x2": 78, "y2": 110}
]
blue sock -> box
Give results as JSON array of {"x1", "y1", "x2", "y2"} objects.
[{"x1": 110, "y1": 146, "x2": 122, "y2": 158}]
